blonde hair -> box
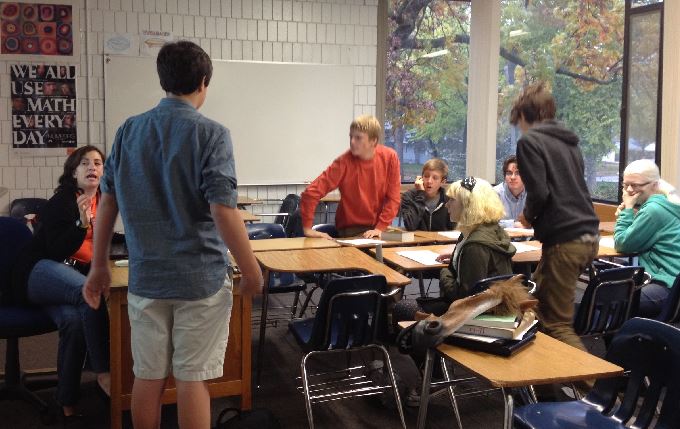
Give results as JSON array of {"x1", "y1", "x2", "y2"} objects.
[
  {"x1": 446, "y1": 178, "x2": 505, "y2": 227},
  {"x1": 422, "y1": 158, "x2": 448, "y2": 179},
  {"x1": 350, "y1": 115, "x2": 382, "y2": 143},
  {"x1": 624, "y1": 159, "x2": 680, "y2": 204}
]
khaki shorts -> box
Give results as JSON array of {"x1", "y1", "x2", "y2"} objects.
[{"x1": 127, "y1": 280, "x2": 233, "y2": 381}]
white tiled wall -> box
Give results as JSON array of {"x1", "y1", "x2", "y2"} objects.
[{"x1": 0, "y1": 0, "x2": 378, "y2": 215}]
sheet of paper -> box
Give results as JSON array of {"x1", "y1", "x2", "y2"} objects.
[
  {"x1": 449, "y1": 332, "x2": 498, "y2": 343},
  {"x1": 512, "y1": 242, "x2": 541, "y2": 254},
  {"x1": 336, "y1": 239, "x2": 386, "y2": 246},
  {"x1": 437, "y1": 230, "x2": 461, "y2": 239},
  {"x1": 599, "y1": 236, "x2": 616, "y2": 248},
  {"x1": 396, "y1": 250, "x2": 442, "y2": 266},
  {"x1": 504, "y1": 227, "x2": 534, "y2": 235}
]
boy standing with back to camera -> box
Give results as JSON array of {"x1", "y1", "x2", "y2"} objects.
[{"x1": 83, "y1": 41, "x2": 263, "y2": 429}]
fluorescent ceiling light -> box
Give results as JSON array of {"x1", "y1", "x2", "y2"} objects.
[{"x1": 421, "y1": 49, "x2": 450, "y2": 59}]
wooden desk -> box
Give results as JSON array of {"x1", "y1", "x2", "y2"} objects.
[
  {"x1": 239, "y1": 209, "x2": 260, "y2": 223},
  {"x1": 109, "y1": 264, "x2": 252, "y2": 429},
  {"x1": 413, "y1": 228, "x2": 534, "y2": 244},
  {"x1": 237, "y1": 196, "x2": 261, "y2": 207},
  {"x1": 249, "y1": 237, "x2": 341, "y2": 252},
  {"x1": 417, "y1": 333, "x2": 623, "y2": 429},
  {"x1": 254, "y1": 247, "x2": 411, "y2": 287},
  {"x1": 370, "y1": 245, "x2": 450, "y2": 272},
  {"x1": 511, "y1": 240, "x2": 624, "y2": 264},
  {"x1": 253, "y1": 247, "x2": 410, "y2": 386},
  {"x1": 599, "y1": 221, "x2": 616, "y2": 234},
  {"x1": 337, "y1": 235, "x2": 436, "y2": 248}
]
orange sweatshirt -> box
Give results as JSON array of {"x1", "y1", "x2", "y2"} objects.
[{"x1": 300, "y1": 145, "x2": 401, "y2": 231}]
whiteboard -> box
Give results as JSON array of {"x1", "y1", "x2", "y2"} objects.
[{"x1": 104, "y1": 55, "x2": 354, "y2": 184}]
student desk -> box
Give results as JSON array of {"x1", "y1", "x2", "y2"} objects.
[
  {"x1": 253, "y1": 247, "x2": 411, "y2": 386},
  {"x1": 337, "y1": 235, "x2": 438, "y2": 248},
  {"x1": 239, "y1": 209, "x2": 260, "y2": 223},
  {"x1": 599, "y1": 221, "x2": 616, "y2": 234},
  {"x1": 416, "y1": 332, "x2": 623, "y2": 429},
  {"x1": 236, "y1": 195, "x2": 261, "y2": 208},
  {"x1": 108, "y1": 263, "x2": 252, "y2": 429},
  {"x1": 249, "y1": 237, "x2": 341, "y2": 252},
  {"x1": 413, "y1": 228, "x2": 535, "y2": 245}
]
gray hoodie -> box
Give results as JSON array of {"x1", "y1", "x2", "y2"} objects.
[{"x1": 516, "y1": 120, "x2": 599, "y2": 246}]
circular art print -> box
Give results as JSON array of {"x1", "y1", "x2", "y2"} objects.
[{"x1": 1, "y1": 2, "x2": 75, "y2": 56}]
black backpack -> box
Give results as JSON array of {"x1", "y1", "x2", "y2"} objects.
[{"x1": 214, "y1": 408, "x2": 281, "y2": 429}]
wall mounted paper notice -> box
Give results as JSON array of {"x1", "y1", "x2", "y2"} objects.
[
  {"x1": 512, "y1": 242, "x2": 541, "y2": 254},
  {"x1": 599, "y1": 236, "x2": 616, "y2": 249},
  {"x1": 104, "y1": 33, "x2": 139, "y2": 55},
  {"x1": 336, "y1": 239, "x2": 386, "y2": 246},
  {"x1": 396, "y1": 250, "x2": 442, "y2": 266},
  {"x1": 438, "y1": 231, "x2": 461, "y2": 240}
]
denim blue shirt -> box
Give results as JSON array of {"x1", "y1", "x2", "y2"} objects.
[
  {"x1": 494, "y1": 182, "x2": 527, "y2": 223},
  {"x1": 101, "y1": 97, "x2": 238, "y2": 299}
]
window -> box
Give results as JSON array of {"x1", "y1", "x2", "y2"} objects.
[
  {"x1": 384, "y1": 1, "x2": 470, "y2": 182},
  {"x1": 496, "y1": 1, "x2": 625, "y2": 202}
]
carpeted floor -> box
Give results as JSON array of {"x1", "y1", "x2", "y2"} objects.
[{"x1": 1, "y1": 277, "x2": 599, "y2": 429}]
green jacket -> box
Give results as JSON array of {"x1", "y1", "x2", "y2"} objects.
[
  {"x1": 440, "y1": 223, "x2": 516, "y2": 302},
  {"x1": 615, "y1": 194, "x2": 680, "y2": 287}
]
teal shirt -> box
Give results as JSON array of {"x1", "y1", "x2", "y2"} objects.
[{"x1": 614, "y1": 194, "x2": 680, "y2": 288}]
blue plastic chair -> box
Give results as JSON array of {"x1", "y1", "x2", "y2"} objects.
[
  {"x1": 0, "y1": 217, "x2": 57, "y2": 414},
  {"x1": 288, "y1": 274, "x2": 406, "y2": 429},
  {"x1": 574, "y1": 265, "x2": 645, "y2": 337},
  {"x1": 654, "y1": 273, "x2": 680, "y2": 324},
  {"x1": 514, "y1": 317, "x2": 680, "y2": 429}
]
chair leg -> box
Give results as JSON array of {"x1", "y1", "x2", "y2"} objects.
[
  {"x1": 0, "y1": 338, "x2": 50, "y2": 414},
  {"x1": 256, "y1": 270, "x2": 272, "y2": 389},
  {"x1": 416, "y1": 348, "x2": 435, "y2": 429},
  {"x1": 301, "y1": 352, "x2": 315, "y2": 429},
  {"x1": 502, "y1": 388, "x2": 514, "y2": 429},
  {"x1": 290, "y1": 290, "x2": 301, "y2": 320},
  {"x1": 299, "y1": 285, "x2": 319, "y2": 318},
  {"x1": 440, "y1": 356, "x2": 463, "y2": 429},
  {"x1": 375, "y1": 345, "x2": 407, "y2": 429}
]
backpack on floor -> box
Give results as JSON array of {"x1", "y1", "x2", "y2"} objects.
[{"x1": 214, "y1": 407, "x2": 281, "y2": 429}]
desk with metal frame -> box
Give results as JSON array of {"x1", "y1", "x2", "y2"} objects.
[
  {"x1": 108, "y1": 264, "x2": 252, "y2": 429},
  {"x1": 253, "y1": 247, "x2": 411, "y2": 388},
  {"x1": 416, "y1": 332, "x2": 623, "y2": 429}
]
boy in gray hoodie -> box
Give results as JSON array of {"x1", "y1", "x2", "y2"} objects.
[{"x1": 511, "y1": 82, "x2": 599, "y2": 352}]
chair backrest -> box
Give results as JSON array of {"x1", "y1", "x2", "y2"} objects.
[
  {"x1": 274, "y1": 194, "x2": 301, "y2": 226},
  {"x1": 9, "y1": 198, "x2": 48, "y2": 222},
  {"x1": 245, "y1": 223, "x2": 286, "y2": 240},
  {"x1": 312, "y1": 223, "x2": 338, "y2": 238},
  {"x1": 284, "y1": 209, "x2": 303, "y2": 238},
  {"x1": 574, "y1": 265, "x2": 644, "y2": 337},
  {"x1": 470, "y1": 274, "x2": 537, "y2": 295},
  {"x1": 0, "y1": 217, "x2": 33, "y2": 297},
  {"x1": 586, "y1": 318, "x2": 680, "y2": 428},
  {"x1": 656, "y1": 273, "x2": 680, "y2": 324},
  {"x1": 308, "y1": 274, "x2": 388, "y2": 350}
]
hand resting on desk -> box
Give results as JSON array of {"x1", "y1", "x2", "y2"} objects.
[{"x1": 303, "y1": 227, "x2": 335, "y2": 240}]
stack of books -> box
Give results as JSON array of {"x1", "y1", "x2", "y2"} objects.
[
  {"x1": 445, "y1": 313, "x2": 539, "y2": 356},
  {"x1": 381, "y1": 228, "x2": 415, "y2": 242}
]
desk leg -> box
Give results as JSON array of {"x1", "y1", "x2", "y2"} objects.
[
  {"x1": 109, "y1": 291, "x2": 123, "y2": 429},
  {"x1": 502, "y1": 388, "x2": 514, "y2": 429},
  {"x1": 418, "y1": 272, "x2": 426, "y2": 298},
  {"x1": 416, "y1": 348, "x2": 435, "y2": 429},
  {"x1": 256, "y1": 269, "x2": 271, "y2": 389}
]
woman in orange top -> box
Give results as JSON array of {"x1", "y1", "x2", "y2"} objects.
[{"x1": 11, "y1": 146, "x2": 110, "y2": 423}]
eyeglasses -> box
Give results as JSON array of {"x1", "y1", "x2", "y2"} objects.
[
  {"x1": 622, "y1": 181, "x2": 651, "y2": 190},
  {"x1": 504, "y1": 171, "x2": 521, "y2": 178}
]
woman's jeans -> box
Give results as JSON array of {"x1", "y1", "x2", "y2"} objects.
[{"x1": 27, "y1": 259, "x2": 110, "y2": 406}]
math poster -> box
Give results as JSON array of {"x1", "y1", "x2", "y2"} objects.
[
  {"x1": 11, "y1": 63, "x2": 77, "y2": 155},
  {"x1": 0, "y1": 1, "x2": 78, "y2": 59}
]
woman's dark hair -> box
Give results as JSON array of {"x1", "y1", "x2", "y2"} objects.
[
  {"x1": 509, "y1": 82, "x2": 556, "y2": 126},
  {"x1": 56, "y1": 145, "x2": 105, "y2": 193},
  {"x1": 157, "y1": 41, "x2": 213, "y2": 95}
]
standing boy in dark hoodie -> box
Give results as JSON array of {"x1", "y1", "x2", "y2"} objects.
[{"x1": 511, "y1": 82, "x2": 599, "y2": 352}]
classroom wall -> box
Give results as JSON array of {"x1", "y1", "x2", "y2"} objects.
[{"x1": 0, "y1": 0, "x2": 379, "y2": 216}]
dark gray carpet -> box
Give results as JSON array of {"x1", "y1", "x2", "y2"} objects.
[{"x1": 1, "y1": 278, "x2": 599, "y2": 429}]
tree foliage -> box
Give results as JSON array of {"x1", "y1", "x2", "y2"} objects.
[{"x1": 385, "y1": 0, "x2": 637, "y2": 200}]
